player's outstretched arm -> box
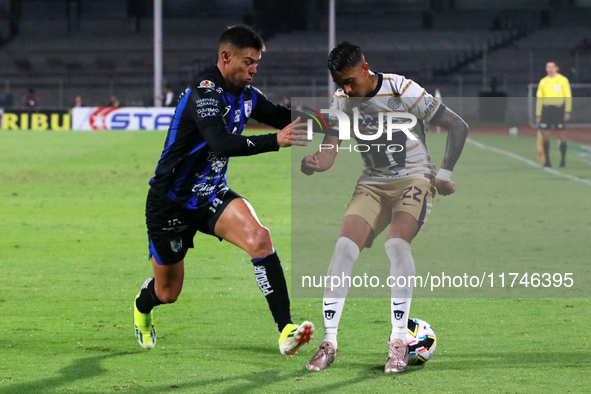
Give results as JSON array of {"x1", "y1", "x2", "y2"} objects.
[
  {"x1": 301, "y1": 134, "x2": 340, "y2": 175},
  {"x1": 202, "y1": 123, "x2": 281, "y2": 157},
  {"x1": 430, "y1": 107, "x2": 469, "y2": 196},
  {"x1": 277, "y1": 117, "x2": 310, "y2": 148}
]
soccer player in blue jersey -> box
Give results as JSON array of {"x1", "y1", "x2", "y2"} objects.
[{"x1": 133, "y1": 25, "x2": 314, "y2": 356}]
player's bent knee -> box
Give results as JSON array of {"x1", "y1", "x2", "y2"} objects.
[
  {"x1": 247, "y1": 227, "x2": 273, "y2": 257},
  {"x1": 385, "y1": 238, "x2": 411, "y2": 253},
  {"x1": 335, "y1": 237, "x2": 360, "y2": 260},
  {"x1": 327, "y1": 237, "x2": 360, "y2": 275}
]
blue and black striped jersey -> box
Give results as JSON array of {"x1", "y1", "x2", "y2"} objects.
[{"x1": 149, "y1": 66, "x2": 291, "y2": 210}]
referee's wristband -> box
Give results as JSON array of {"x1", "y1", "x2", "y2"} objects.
[{"x1": 436, "y1": 169, "x2": 452, "y2": 182}]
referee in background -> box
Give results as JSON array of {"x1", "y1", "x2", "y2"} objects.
[{"x1": 536, "y1": 61, "x2": 572, "y2": 167}]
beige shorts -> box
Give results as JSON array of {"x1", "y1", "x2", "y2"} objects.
[{"x1": 344, "y1": 178, "x2": 435, "y2": 238}]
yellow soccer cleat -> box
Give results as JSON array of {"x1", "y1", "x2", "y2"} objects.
[
  {"x1": 134, "y1": 293, "x2": 156, "y2": 349},
  {"x1": 279, "y1": 321, "x2": 314, "y2": 356}
]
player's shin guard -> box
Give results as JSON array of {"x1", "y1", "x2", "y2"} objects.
[
  {"x1": 323, "y1": 237, "x2": 360, "y2": 349},
  {"x1": 135, "y1": 277, "x2": 162, "y2": 314},
  {"x1": 385, "y1": 238, "x2": 415, "y2": 342},
  {"x1": 252, "y1": 252, "x2": 292, "y2": 332}
]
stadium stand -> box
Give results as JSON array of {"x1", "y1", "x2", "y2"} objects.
[{"x1": 0, "y1": 2, "x2": 589, "y2": 107}]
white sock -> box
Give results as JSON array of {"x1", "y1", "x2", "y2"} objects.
[
  {"x1": 385, "y1": 238, "x2": 415, "y2": 342},
  {"x1": 322, "y1": 237, "x2": 360, "y2": 349}
]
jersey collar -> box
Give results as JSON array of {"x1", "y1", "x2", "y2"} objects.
[
  {"x1": 212, "y1": 65, "x2": 249, "y2": 96},
  {"x1": 365, "y1": 72, "x2": 383, "y2": 98},
  {"x1": 212, "y1": 65, "x2": 230, "y2": 91}
]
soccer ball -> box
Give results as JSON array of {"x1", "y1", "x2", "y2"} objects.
[{"x1": 407, "y1": 318, "x2": 437, "y2": 365}]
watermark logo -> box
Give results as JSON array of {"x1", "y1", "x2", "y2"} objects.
[
  {"x1": 302, "y1": 108, "x2": 417, "y2": 153},
  {"x1": 304, "y1": 109, "x2": 418, "y2": 142},
  {"x1": 302, "y1": 107, "x2": 328, "y2": 133}
]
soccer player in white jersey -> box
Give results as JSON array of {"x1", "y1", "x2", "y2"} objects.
[{"x1": 302, "y1": 42, "x2": 469, "y2": 373}]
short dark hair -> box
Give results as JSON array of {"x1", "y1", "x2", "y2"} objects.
[
  {"x1": 328, "y1": 42, "x2": 364, "y2": 72},
  {"x1": 219, "y1": 25, "x2": 265, "y2": 51}
]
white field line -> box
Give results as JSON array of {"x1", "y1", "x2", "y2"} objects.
[{"x1": 466, "y1": 138, "x2": 591, "y2": 187}]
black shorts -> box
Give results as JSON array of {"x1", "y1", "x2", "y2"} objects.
[
  {"x1": 145, "y1": 188, "x2": 242, "y2": 265},
  {"x1": 539, "y1": 105, "x2": 565, "y2": 130}
]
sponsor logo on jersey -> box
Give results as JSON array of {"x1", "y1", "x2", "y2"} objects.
[
  {"x1": 423, "y1": 96, "x2": 437, "y2": 116},
  {"x1": 197, "y1": 107, "x2": 219, "y2": 117},
  {"x1": 244, "y1": 100, "x2": 252, "y2": 117},
  {"x1": 234, "y1": 109, "x2": 241, "y2": 123},
  {"x1": 198, "y1": 80, "x2": 215, "y2": 88},
  {"x1": 388, "y1": 96, "x2": 402, "y2": 110},
  {"x1": 195, "y1": 98, "x2": 219, "y2": 107},
  {"x1": 192, "y1": 183, "x2": 216, "y2": 196},
  {"x1": 207, "y1": 152, "x2": 228, "y2": 172}
]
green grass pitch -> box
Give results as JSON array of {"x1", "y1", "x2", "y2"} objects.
[{"x1": 0, "y1": 129, "x2": 590, "y2": 393}]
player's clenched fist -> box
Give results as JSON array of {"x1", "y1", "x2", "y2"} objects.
[
  {"x1": 301, "y1": 154, "x2": 320, "y2": 175},
  {"x1": 434, "y1": 178, "x2": 456, "y2": 196}
]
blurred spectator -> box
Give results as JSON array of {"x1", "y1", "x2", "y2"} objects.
[
  {"x1": 106, "y1": 95, "x2": 120, "y2": 107},
  {"x1": 74, "y1": 95, "x2": 84, "y2": 107},
  {"x1": 21, "y1": 88, "x2": 40, "y2": 107},
  {"x1": 280, "y1": 97, "x2": 291, "y2": 108},
  {"x1": 163, "y1": 86, "x2": 175, "y2": 107}
]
